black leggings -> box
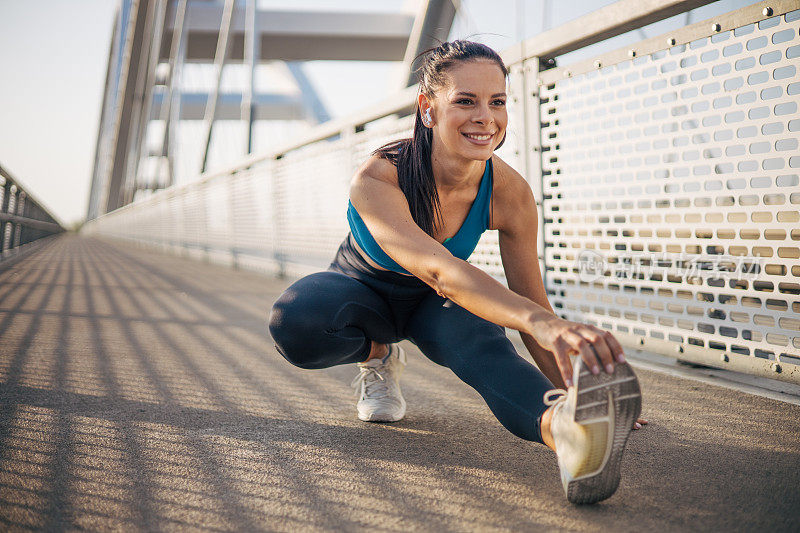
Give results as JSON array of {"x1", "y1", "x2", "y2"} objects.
[{"x1": 268, "y1": 234, "x2": 554, "y2": 443}]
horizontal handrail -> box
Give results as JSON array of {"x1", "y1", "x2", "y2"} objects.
[
  {"x1": 0, "y1": 212, "x2": 63, "y2": 233},
  {"x1": 0, "y1": 164, "x2": 64, "y2": 229},
  {"x1": 506, "y1": 0, "x2": 719, "y2": 64},
  {"x1": 0, "y1": 163, "x2": 64, "y2": 256}
]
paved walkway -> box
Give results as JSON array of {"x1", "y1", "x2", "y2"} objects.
[{"x1": 1, "y1": 235, "x2": 798, "y2": 532}]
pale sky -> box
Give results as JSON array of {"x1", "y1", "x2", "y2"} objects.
[
  {"x1": 0, "y1": 1, "x2": 118, "y2": 227},
  {"x1": 0, "y1": 0, "x2": 752, "y2": 226}
]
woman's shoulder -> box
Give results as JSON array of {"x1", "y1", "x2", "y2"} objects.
[
  {"x1": 489, "y1": 154, "x2": 538, "y2": 230},
  {"x1": 353, "y1": 153, "x2": 400, "y2": 189},
  {"x1": 490, "y1": 154, "x2": 534, "y2": 201}
]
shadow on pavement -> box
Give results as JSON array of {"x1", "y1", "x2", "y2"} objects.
[{"x1": 0, "y1": 235, "x2": 798, "y2": 531}]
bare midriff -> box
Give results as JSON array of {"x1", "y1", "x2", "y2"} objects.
[{"x1": 351, "y1": 237, "x2": 415, "y2": 277}]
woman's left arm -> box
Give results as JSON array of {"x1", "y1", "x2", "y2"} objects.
[
  {"x1": 494, "y1": 161, "x2": 565, "y2": 388},
  {"x1": 495, "y1": 161, "x2": 648, "y2": 428}
]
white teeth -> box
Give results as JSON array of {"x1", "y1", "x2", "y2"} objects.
[{"x1": 464, "y1": 133, "x2": 492, "y2": 141}]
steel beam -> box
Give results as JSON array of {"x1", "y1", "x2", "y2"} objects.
[
  {"x1": 126, "y1": 0, "x2": 169, "y2": 205},
  {"x1": 105, "y1": 0, "x2": 150, "y2": 213},
  {"x1": 285, "y1": 63, "x2": 330, "y2": 125},
  {"x1": 399, "y1": 0, "x2": 457, "y2": 88},
  {"x1": 200, "y1": 0, "x2": 236, "y2": 174},
  {"x1": 160, "y1": 0, "x2": 189, "y2": 188},
  {"x1": 162, "y1": 6, "x2": 414, "y2": 62},
  {"x1": 241, "y1": 0, "x2": 256, "y2": 153},
  {"x1": 173, "y1": 4, "x2": 413, "y2": 36},
  {"x1": 151, "y1": 92, "x2": 306, "y2": 121},
  {"x1": 87, "y1": 15, "x2": 120, "y2": 221},
  {"x1": 121, "y1": 0, "x2": 158, "y2": 206}
]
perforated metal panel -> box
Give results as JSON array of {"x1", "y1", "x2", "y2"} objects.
[
  {"x1": 539, "y1": 8, "x2": 800, "y2": 377},
  {"x1": 229, "y1": 167, "x2": 276, "y2": 259}
]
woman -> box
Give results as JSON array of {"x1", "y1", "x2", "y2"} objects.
[{"x1": 269, "y1": 40, "x2": 643, "y2": 504}]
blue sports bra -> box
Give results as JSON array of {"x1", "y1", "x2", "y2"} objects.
[{"x1": 347, "y1": 158, "x2": 493, "y2": 275}]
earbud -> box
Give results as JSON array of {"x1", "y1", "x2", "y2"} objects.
[{"x1": 424, "y1": 108, "x2": 432, "y2": 125}]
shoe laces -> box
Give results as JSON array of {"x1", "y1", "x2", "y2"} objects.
[
  {"x1": 351, "y1": 362, "x2": 391, "y2": 399},
  {"x1": 350, "y1": 346, "x2": 405, "y2": 399},
  {"x1": 544, "y1": 389, "x2": 567, "y2": 406}
]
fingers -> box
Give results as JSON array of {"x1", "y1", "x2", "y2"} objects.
[
  {"x1": 552, "y1": 339, "x2": 574, "y2": 387},
  {"x1": 549, "y1": 321, "x2": 628, "y2": 387},
  {"x1": 590, "y1": 325, "x2": 626, "y2": 363},
  {"x1": 578, "y1": 325, "x2": 626, "y2": 372},
  {"x1": 584, "y1": 329, "x2": 615, "y2": 374},
  {"x1": 563, "y1": 331, "x2": 602, "y2": 375},
  {"x1": 563, "y1": 328, "x2": 616, "y2": 375}
]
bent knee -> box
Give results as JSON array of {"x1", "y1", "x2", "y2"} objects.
[
  {"x1": 268, "y1": 298, "x2": 308, "y2": 367},
  {"x1": 268, "y1": 293, "x2": 336, "y2": 369},
  {"x1": 272, "y1": 342, "x2": 327, "y2": 369}
]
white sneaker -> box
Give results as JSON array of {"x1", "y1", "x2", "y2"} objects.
[
  {"x1": 351, "y1": 344, "x2": 407, "y2": 422},
  {"x1": 544, "y1": 357, "x2": 641, "y2": 504}
]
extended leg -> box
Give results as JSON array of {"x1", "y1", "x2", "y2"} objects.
[{"x1": 404, "y1": 293, "x2": 554, "y2": 443}]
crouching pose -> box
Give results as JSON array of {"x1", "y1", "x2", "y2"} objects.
[{"x1": 269, "y1": 40, "x2": 643, "y2": 504}]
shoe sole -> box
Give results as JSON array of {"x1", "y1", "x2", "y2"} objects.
[
  {"x1": 358, "y1": 411, "x2": 405, "y2": 423},
  {"x1": 566, "y1": 360, "x2": 641, "y2": 504},
  {"x1": 357, "y1": 400, "x2": 406, "y2": 422}
]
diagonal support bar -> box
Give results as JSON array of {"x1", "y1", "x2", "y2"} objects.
[
  {"x1": 200, "y1": 0, "x2": 236, "y2": 174},
  {"x1": 127, "y1": 0, "x2": 170, "y2": 203},
  {"x1": 159, "y1": 0, "x2": 189, "y2": 188},
  {"x1": 241, "y1": 0, "x2": 257, "y2": 154}
]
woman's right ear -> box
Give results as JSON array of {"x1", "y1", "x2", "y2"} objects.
[{"x1": 418, "y1": 94, "x2": 434, "y2": 127}]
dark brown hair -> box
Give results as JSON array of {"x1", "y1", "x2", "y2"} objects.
[{"x1": 374, "y1": 40, "x2": 508, "y2": 237}]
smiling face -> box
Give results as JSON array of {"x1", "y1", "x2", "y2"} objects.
[{"x1": 421, "y1": 59, "x2": 508, "y2": 162}]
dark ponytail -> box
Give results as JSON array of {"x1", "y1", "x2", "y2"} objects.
[{"x1": 374, "y1": 40, "x2": 508, "y2": 237}]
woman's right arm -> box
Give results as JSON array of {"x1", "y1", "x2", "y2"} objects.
[
  {"x1": 350, "y1": 160, "x2": 553, "y2": 342},
  {"x1": 351, "y1": 157, "x2": 623, "y2": 386}
]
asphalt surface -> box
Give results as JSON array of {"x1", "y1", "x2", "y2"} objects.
[{"x1": 1, "y1": 235, "x2": 798, "y2": 532}]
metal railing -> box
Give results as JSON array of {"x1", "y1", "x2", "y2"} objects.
[
  {"x1": 83, "y1": 0, "x2": 800, "y2": 384},
  {"x1": 0, "y1": 165, "x2": 64, "y2": 261}
]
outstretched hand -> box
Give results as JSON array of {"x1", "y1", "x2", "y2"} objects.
[
  {"x1": 532, "y1": 317, "x2": 647, "y2": 430},
  {"x1": 535, "y1": 318, "x2": 626, "y2": 387}
]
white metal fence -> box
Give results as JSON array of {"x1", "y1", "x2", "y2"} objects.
[
  {"x1": 83, "y1": 0, "x2": 800, "y2": 384},
  {"x1": 540, "y1": 2, "x2": 800, "y2": 384}
]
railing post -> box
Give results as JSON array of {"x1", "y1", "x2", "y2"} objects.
[
  {"x1": 523, "y1": 57, "x2": 547, "y2": 291},
  {"x1": 228, "y1": 171, "x2": 237, "y2": 268},
  {"x1": 271, "y1": 155, "x2": 285, "y2": 278},
  {"x1": 9, "y1": 188, "x2": 19, "y2": 251},
  {"x1": 0, "y1": 181, "x2": 9, "y2": 253},
  {"x1": 17, "y1": 192, "x2": 29, "y2": 246}
]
